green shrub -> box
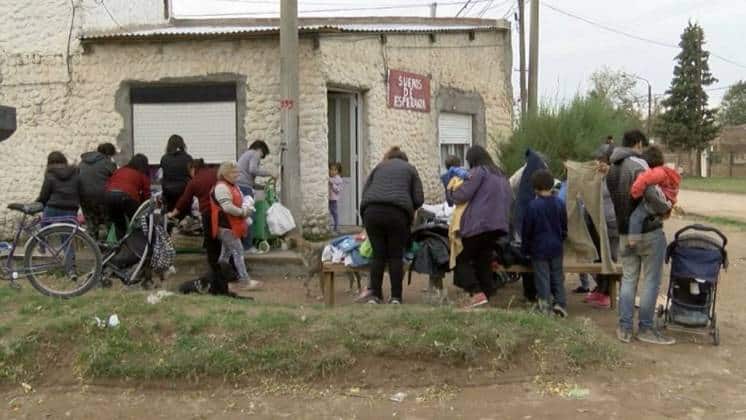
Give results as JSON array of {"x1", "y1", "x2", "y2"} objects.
[{"x1": 497, "y1": 95, "x2": 642, "y2": 177}]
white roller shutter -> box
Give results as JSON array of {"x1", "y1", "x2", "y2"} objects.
[
  {"x1": 133, "y1": 101, "x2": 236, "y2": 164},
  {"x1": 438, "y1": 113, "x2": 472, "y2": 145}
]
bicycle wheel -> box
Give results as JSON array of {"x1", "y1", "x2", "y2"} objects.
[{"x1": 24, "y1": 224, "x2": 103, "y2": 298}]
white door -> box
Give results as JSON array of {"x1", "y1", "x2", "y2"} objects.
[
  {"x1": 327, "y1": 93, "x2": 360, "y2": 226},
  {"x1": 438, "y1": 113, "x2": 472, "y2": 171}
]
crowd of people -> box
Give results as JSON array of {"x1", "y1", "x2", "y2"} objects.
[
  {"x1": 355, "y1": 129, "x2": 679, "y2": 345},
  {"x1": 34, "y1": 135, "x2": 275, "y2": 297},
  {"x1": 33, "y1": 127, "x2": 680, "y2": 344}
]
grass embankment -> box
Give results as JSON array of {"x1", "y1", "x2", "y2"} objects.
[
  {"x1": 681, "y1": 177, "x2": 746, "y2": 194},
  {"x1": 0, "y1": 287, "x2": 620, "y2": 386}
]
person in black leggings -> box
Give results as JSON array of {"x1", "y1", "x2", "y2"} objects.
[{"x1": 358, "y1": 146, "x2": 424, "y2": 304}]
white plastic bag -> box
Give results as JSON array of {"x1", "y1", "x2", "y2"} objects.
[
  {"x1": 242, "y1": 196, "x2": 255, "y2": 226},
  {"x1": 267, "y1": 202, "x2": 296, "y2": 236}
]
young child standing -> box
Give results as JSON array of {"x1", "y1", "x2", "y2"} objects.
[
  {"x1": 628, "y1": 145, "x2": 680, "y2": 247},
  {"x1": 440, "y1": 155, "x2": 470, "y2": 205},
  {"x1": 328, "y1": 162, "x2": 344, "y2": 233},
  {"x1": 521, "y1": 169, "x2": 568, "y2": 317}
]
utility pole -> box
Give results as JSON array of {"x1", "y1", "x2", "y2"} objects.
[
  {"x1": 518, "y1": 0, "x2": 527, "y2": 118},
  {"x1": 430, "y1": 2, "x2": 437, "y2": 17},
  {"x1": 527, "y1": 0, "x2": 539, "y2": 114},
  {"x1": 632, "y1": 74, "x2": 653, "y2": 134},
  {"x1": 280, "y1": 0, "x2": 302, "y2": 230}
]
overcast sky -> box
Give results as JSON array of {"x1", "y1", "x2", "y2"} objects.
[{"x1": 174, "y1": 0, "x2": 746, "y2": 109}]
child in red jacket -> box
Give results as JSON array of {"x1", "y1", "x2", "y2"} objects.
[{"x1": 628, "y1": 146, "x2": 681, "y2": 246}]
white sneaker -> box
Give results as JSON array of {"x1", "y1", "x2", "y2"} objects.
[{"x1": 246, "y1": 247, "x2": 260, "y2": 255}]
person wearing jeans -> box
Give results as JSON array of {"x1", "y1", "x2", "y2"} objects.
[
  {"x1": 618, "y1": 229, "x2": 666, "y2": 334},
  {"x1": 237, "y1": 140, "x2": 274, "y2": 251},
  {"x1": 521, "y1": 169, "x2": 568, "y2": 317},
  {"x1": 606, "y1": 130, "x2": 674, "y2": 345}
]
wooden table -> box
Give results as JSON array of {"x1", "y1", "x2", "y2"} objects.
[{"x1": 321, "y1": 262, "x2": 621, "y2": 308}]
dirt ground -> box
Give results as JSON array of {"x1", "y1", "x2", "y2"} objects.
[
  {"x1": 3, "y1": 217, "x2": 746, "y2": 419},
  {"x1": 679, "y1": 189, "x2": 746, "y2": 222}
]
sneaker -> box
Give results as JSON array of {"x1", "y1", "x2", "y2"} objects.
[
  {"x1": 572, "y1": 286, "x2": 590, "y2": 294},
  {"x1": 235, "y1": 279, "x2": 264, "y2": 291},
  {"x1": 464, "y1": 292, "x2": 488, "y2": 309},
  {"x1": 616, "y1": 327, "x2": 632, "y2": 344},
  {"x1": 590, "y1": 294, "x2": 611, "y2": 309},
  {"x1": 245, "y1": 247, "x2": 260, "y2": 255},
  {"x1": 366, "y1": 296, "x2": 382, "y2": 304},
  {"x1": 355, "y1": 288, "x2": 375, "y2": 303},
  {"x1": 552, "y1": 304, "x2": 568, "y2": 318},
  {"x1": 388, "y1": 298, "x2": 402, "y2": 305},
  {"x1": 636, "y1": 329, "x2": 676, "y2": 345},
  {"x1": 583, "y1": 291, "x2": 602, "y2": 303}
]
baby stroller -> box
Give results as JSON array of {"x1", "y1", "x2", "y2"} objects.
[
  {"x1": 101, "y1": 195, "x2": 175, "y2": 287},
  {"x1": 657, "y1": 224, "x2": 728, "y2": 345}
]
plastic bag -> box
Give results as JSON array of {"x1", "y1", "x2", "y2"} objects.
[
  {"x1": 359, "y1": 239, "x2": 373, "y2": 258},
  {"x1": 266, "y1": 202, "x2": 296, "y2": 236}
]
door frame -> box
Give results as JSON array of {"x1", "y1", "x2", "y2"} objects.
[{"x1": 327, "y1": 88, "x2": 364, "y2": 226}]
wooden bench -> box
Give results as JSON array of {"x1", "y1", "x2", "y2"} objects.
[{"x1": 321, "y1": 262, "x2": 621, "y2": 308}]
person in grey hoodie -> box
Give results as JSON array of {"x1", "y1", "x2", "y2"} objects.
[
  {"x1": 79, "y1": 143, "x2": 116, "y2": 240},
  {"x1": 237, "y1": 140, "x2": 275, "y2": 251},
  {"x1": 606, "y1": 129, "x2": 673, "y2": 345}
]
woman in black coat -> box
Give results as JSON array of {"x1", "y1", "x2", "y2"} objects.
[
  {"x1": 160, "y1": 134, "x2": 193, "y2": 212},
  {"x1": 357, "y1": 146, "x2": 424, "y2": 304}
]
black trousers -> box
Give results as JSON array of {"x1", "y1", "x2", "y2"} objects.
[
  {"x1": 201, "y1": 211, "x2": 229, "y2": 295},
  {"x1": 363, "y1": 205, "x2": 410, "y2": 301},
  {"x1": 162, "y1": 184, "x2": 187, "y2": 213},
  {"x1": 454, "y1": 230, "x2": 502, "y2": 297},
  {"x1": 105, "y1": 191, "x2": 140, "y2": 240}
]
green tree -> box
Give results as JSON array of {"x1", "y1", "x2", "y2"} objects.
[
  {"x1": 588, "y1": 66, "x2": 641, "y2": 118},
  {"x1": 655, "y1": 22, "x2": 718, "y2": 173},
  {"x1": 498, "y1": 95, "x2": 641, "y2": 176},
  {"x1": 719, "y1": 81, "x2": 746, "y2": 126}
]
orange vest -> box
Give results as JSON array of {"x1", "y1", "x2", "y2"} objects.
[{"x1": 210, "y1": 181, "x2": 248, "y2": 239}]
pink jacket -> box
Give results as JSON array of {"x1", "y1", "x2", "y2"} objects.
[
  {"x1": 630, "y1": 166, "x2": 681, "y2": 204},
  {"x1": 329, "y1": 175, "x2": 343, "y2": 201}
]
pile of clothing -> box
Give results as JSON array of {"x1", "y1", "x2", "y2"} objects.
[{"x1": 321, "y1": 233, "x2": 372, "y2": 267}]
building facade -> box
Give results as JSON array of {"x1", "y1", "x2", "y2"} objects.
[{"x1": 0, "y1": 1, "x2": 513, "y2": 236}]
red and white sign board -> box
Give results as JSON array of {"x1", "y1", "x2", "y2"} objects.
[{"x1": 388, "y1": 69, "x2": 431, "y2": 113}]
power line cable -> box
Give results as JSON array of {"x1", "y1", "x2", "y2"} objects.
[
  {"x1": 542, "y1": 2, "x2": 746, "y2": 70},
  {"x1": 180, "y1": 0, "x2": 494, "y2": 17},
  {"x1": 95, "y1": 0, "x2": 122, "y2": 28}
]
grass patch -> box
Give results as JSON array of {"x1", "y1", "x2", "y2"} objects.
[
  {"x1": 686, "y1": 215, "x2": 746, "y2": 230},
  {"x1": 681, "y1": 177, "x2": 746, "y2": 194},
  {"x1": 0, "y1": 288, "x2": 620, "y2": 385}
]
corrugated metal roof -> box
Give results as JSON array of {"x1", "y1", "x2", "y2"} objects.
[{"x1": 81, "y1": 18, "x2": 507, "y2": 41}]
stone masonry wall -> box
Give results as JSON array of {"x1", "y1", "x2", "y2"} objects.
[
  {"x1": 318, "y1": 31, "x2": 513, "y2": 204},
  {"x1": 0, "y1": 2, "x2": 512, "y2": 237}
]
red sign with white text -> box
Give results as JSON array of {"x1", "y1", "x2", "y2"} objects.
[{"x1": 388, "y1": 70, "x2": 430, "y2": 113}]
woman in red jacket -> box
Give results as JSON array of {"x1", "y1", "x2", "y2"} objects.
[{"x1": 105, "y1": 154, "x2": 151, "y2": 239}]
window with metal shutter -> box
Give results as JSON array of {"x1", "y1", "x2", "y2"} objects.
[{"x1": 438, "y1": 113, "x2": 472, "y2": 171}]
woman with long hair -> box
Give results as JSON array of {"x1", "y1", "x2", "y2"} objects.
[
  {"x1": 448, "y1": 145, "x2": 512, "y2": 308},
  {"x1": 160, "y1": 134, "x2": 193, "y2": 212}
]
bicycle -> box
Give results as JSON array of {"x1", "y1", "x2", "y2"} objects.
[{"x1": 2, "y1": 202, "x2": 103, "y2": 297}]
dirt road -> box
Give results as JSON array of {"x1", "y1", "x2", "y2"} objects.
[
  {"x1": 679, "y1": 189, "x2": 746, "y2": 222},
  {"x1": 2, "y1": 218, "x2": 746, "y2": 419}
]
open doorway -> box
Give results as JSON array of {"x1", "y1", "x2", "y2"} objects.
[{"x1": 327, "y1": 91, "x2": 362, "y2": 227}]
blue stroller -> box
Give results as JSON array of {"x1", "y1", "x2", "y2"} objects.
[{"x1": 657, "y1": 224, "x2": 728, "y2": 345}]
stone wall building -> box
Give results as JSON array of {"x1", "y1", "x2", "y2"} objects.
[{"x1": 0, "y1": 0, "x2": 513, "y2": 236}]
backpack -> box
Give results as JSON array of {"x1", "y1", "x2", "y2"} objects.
[{"x1": 143, "y1": 217, "x2": 175, "y2": 274}]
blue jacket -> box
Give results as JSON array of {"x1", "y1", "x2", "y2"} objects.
[
  {"x1": 440, "y1": 166, "x2": 470, "y2": 205},
  {"x1": 521, "y1": 195, "x2": 567, "y2": 260},
  {"x1": 512, "y1": 149, "x2": 548, "y2": 240}
]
